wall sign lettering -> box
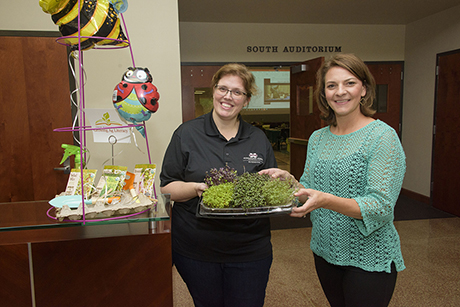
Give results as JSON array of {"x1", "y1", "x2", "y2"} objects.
[{"x1": 247, "y1": 46, "x2": 342, "y2": 53}]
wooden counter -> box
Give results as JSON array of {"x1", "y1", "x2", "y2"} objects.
[{"x1": 0, "y1": 200, "x2": 172, "y2": 307}]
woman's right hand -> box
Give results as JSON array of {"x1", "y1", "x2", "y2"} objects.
[
  {"x1": 161, "y1": 181, "x2": 208, "y2": 202},
  {"x1": 195, "y1": 182, "x2": 208, "y2": 198}
]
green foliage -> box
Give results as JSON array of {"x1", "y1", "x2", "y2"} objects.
[
  {"x1": 202, "y1": 167, "x2": 297, "y2": 209},
  {"x1": 262, "y1": 177, "x2": 296, "y2": 206},
  {"x1": 202, "y1": 183, "x2": 234, "y2": 208},
  {"x1": 233, "y1": 172, "x2": 269, "y2": 209}
]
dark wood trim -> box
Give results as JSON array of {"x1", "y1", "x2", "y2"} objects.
[
  {"x1": 400, "y1": 188, "x2": 430, "y2": 205},
  {"x1": 287, "y1": 137, "x2": 308, "y2": 145},
  {"x1": 364, "y1": 60, "x2": 405, "y2": 65},
  {"x1": 0, "y1": 30, "x2": 61, "y2": 37}
]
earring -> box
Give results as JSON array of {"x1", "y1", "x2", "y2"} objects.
[{"x1": 360, "y1": 97, "x2": 365, "y2": 105}]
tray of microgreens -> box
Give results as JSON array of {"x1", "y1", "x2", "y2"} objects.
[{"x1": 198, "y1": 165, "x2": 298, "y2": 218}]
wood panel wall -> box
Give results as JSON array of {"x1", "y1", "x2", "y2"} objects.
[{"x1": 0, "y1": 36, "x2": 74, "y2": 202}]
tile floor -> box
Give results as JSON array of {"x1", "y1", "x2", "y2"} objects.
[
  {"x1": 274, "y1": 150, "x2": 290, "y2": 172},
  {"x1": 173, "y1": 217, "x2": 460, "y2": 306}
]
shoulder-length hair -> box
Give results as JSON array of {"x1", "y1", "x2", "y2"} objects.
[{"x1": 314, "y1": 54, "x2": 376, "y2": 126}]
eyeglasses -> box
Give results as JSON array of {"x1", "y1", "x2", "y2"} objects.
[{"x1": 215, "y1": 85, "x2": 247, "y2": 99}]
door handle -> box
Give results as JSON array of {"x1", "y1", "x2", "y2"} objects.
[
  {"x1": 54, "y1": 165, "x2": 71, "y2": 174},
  {"x1": 54, "y1": 156, "x2": 71, "y2": 174}
]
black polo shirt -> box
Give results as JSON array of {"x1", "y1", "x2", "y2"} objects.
[{"x1": 160, "y1": 112, "x2": 277, "y2": 262}]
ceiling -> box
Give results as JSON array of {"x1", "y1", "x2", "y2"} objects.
[{"x1": 178, "y1": 0, "x2": 460, "y2": 25}]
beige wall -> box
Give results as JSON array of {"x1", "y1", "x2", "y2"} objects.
[
  {"x1": 1, "y1": 1, "x2": 183, "y2": 188},
  {"x1": 402, "y1": 5, "x2": 460, "y2": 196},
  {"x1": 179, "y1": 22, "x2": 405, "y2": 62}
]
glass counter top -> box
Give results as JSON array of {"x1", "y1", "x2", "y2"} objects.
[{"x1": 0, "y1": 194, "x2": 171, "y2": 232}]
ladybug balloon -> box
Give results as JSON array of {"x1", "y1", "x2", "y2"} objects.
[{"x1": 113, "y1": 67, "x2": 160, "y2": 137}]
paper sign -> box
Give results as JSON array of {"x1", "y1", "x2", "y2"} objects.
[{"x1": 85, "y1": 109, "x2": 132, "y2": 143}]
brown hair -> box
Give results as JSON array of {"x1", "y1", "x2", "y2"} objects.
[
  {"x1": 211, "y1": 63, "x2": 258, "y2": 98},
  {"x1": 314, "y1": 53, "x2": 376, "y2": 126}
]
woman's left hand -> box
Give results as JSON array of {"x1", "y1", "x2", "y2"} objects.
[
  {"x1": 259, "y1": 168, "x2": 293, "y2": 181},
  {"x1": 290, "y1": 188, "x2": 326, "y2": 218}
]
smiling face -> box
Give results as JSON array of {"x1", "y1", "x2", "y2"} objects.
[
  {"x1": 212, "y1": 74, "x2": 250, "y2": 121},
  {"x1": 324, "y1": 66, "x2": 367, "y2": 120}
]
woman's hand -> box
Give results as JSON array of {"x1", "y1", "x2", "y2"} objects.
[
  {"x1": 290, "y1": 189, "x2": 363, "y2": 219},
  {"x1": 259, "y1": 168, "x2": 295, "y2": 181},
  {"x1": 161, "y1": 181, "x2": 208, "y2": 202},
  {"x1": 195, "y1": 182, "x2": 208, "y2": 198},
  {"x1": 290, "y1": 188, "x2": 325, "y2": 218}
]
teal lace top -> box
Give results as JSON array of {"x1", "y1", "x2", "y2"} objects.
[{"x1": 300, "y1": 120, "x2": 406, "y2": 273}]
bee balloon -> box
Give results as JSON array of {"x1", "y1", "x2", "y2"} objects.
[
  {"x1": 39, "y1": 0, "x2": 129, "y2": 50},
  {"x1": 112, "y1": 67, "x2": 160, "y2": 137}
]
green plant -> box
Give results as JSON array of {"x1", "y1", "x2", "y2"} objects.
[
  {"x1": 202, "y1": 166, "x2": 297, "y2": 209},
  {"x1": 202, "y1": 182, "x2": 234, "y2": 208},
  {"x1": 233, "y1": 172, "x2": 269, "y2": 209},
  {"x1": 262, "y1": 176, "x2": 296, "y2": 206}
]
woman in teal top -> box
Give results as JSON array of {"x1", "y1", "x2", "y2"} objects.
[{"x1": 261, "y1": 54, "x2": 405, "y2": 307}]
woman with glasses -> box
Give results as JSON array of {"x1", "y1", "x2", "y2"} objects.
[
  {"x1": 261, "y1": 54, "x2": 406, "y2": 307},
  {"x1": 160, "y1": 63, "x2": 277, "y2": 307}
]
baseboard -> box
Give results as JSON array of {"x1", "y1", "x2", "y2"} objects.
[{"x1": 400, "y1": 188, "x2": 430, "y2": 205}]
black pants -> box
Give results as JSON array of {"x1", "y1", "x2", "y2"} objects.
[
  {"x1": 314, "y1": 253, "x2": 398, "y2": 307},
  {"x1": 173, "y1": 251, "x2": 272, "y2": 307}
]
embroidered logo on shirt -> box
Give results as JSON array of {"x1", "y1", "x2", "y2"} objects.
[{"x1": 244, "y1": 153, "x2": 263, "y2": 164}]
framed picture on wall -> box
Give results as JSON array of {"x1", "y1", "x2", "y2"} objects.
[{"x1": 264, "y1": 79, "x2": 290, "y2": 104}]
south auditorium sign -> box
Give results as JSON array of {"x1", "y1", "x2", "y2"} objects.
[{"x1": 247, "y1": 45, "x2": 342, "y2": 53}]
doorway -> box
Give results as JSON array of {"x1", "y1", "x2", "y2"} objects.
[
  {"x1": 181, "y1": 65, "x2": 221, "y2": 123},
  {"x1": 288, "y1": 59, "x2": 404, "y2": 179},
  {"x1": 431, "y1": 49, "x2": 460, "y2": 216},
  {"x1": 289, "y1": 58, "x2": 325, "y2": 180},
  {"x1": 181, "y1": 64, "x2": 293, "y2": 170}
]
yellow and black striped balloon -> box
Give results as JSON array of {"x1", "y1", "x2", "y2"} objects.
[{"x1": 39, "y1": 0, "x2": 129, "y2": 50}]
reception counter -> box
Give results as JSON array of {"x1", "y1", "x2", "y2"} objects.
[{"x1": 0, "y1": 195, "x2": 172, "y2": 307}]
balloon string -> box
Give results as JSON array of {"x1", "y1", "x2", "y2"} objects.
[
  {"x1": 143, "y1": 122, "x2": 152, "y2": 164},
  {"x1": 130, "y1": 127, "x2": 145, "y2": 155},
  {"x1": 120, "y1": 13, "x2": 136, "y2": 68},
  {"x1": 68, "y1": 52, "x2": 92, "y2": 168},
  {"x1": 76, "y1": 0, "x2": 86, "y2": 224},
  {"x1": 99, "y1": 129, "x2": 145, "y2": 171}
]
